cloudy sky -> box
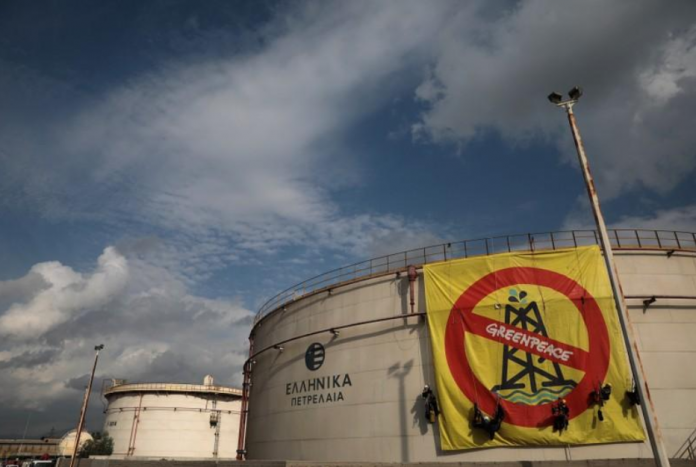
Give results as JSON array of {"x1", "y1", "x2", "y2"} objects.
[{"x1": 1, "y1": 0, "x2": 695, "y2": 438}]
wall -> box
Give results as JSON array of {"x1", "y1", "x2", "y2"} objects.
[
  {"x1": 618, "y1": 251, "x2": 696, "y2": 455},
  {"x1": 0, "y1": 439, "x2": 58, "y2": 458},
  {"x1": 245, "y1": 249, "x2": 696, "y2": 462},
  {"x1": 104, "y1": 393, "x2": 241, "y2": 459}
]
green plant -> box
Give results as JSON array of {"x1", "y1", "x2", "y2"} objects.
[{"x1": 79, "y1": 432, "x2": 114, "y2": 457}]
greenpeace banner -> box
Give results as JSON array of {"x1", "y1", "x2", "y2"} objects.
[{"x1": 424, "y1": 246, "x2": 645, "y2": 450}]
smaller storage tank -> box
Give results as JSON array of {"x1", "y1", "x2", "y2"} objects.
[
  {"x1": 57, "y1": 430, "x2": 92, "y2": 457},
  {"x1": 102, "y1": 376, "x2": 242, "y2": 459}
]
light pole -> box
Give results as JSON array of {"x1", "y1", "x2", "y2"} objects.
[
  {"x1": 69, "y1": 344, "x2": 104, "y2": 467},
  {"x1": 17, "y1": 412, "x2": 32, "y2": 457},
  {"x1": 548, "y1": 87, "x2": 670, "y2": 467}
]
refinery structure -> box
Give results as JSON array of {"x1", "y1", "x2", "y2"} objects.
[
  {"x1": 102, "y1": 376, "x2": 242, "y2": 459},
  {"x1": 0, "y1": 431, "x2": 91, "y2": 459},
  {"x1": 239, "y1": 229, "x2": 696, "y2": 463}
]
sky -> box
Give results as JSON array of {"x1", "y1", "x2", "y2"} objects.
[{"x1": 1, "y1": 0, "x2": 695, "y2": 438}]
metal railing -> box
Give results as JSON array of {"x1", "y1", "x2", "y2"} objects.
[
  {"x1": 675, "y1": 426, "x2": 696, "y2": 460},
  {"x1": 254, "y1": 229, "x2": 696, "y2": 324},
  {"x1": 104, "y1": 382, "x2": 243, "y2": 396}
]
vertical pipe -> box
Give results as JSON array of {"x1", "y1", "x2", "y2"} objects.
[
  {"x1": 69, "y1": 345, "x2": 103, "y2": 467},
  {"x1": 408, "y1": 265, "x2": 418, "y2": 314},
  {"x1": 236, "y1": 337, "x2": 254, "y2": 460},
  {"x1": 565, "y1": 106, "x2": 670, "y2": 467},
  {"x1": 127, "y1": 393, "x2": 143, "y2": 456},
  {"x1": 212, "y1": 399, "x2": 221, "y2": 458}
]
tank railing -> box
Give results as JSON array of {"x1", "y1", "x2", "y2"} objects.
[
  {"x1": 105, "y1": 382, "x2": 242, "y2": 395},
  {"x1": 254, "y1": 229, "x2": 696, "y2": 324},
  {"x1": 104, "y1": 406, "x2": 240, "y2": 415},
  {"x1": 675, "y1": 426, "x2": 696, "y2": 460}
]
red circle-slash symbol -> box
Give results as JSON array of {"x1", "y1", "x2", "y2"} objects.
[{"x1": 444, "y1": 267, "x2": 610, "y2": 428}]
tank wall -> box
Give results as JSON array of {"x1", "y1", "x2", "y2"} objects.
[
  {"x1": 104, "y1": 392, "x2": 241, "y2": 459},
  {"x1": 617, "y1": 251, "x2": 696, "y2": 455},
  {"x1": 246, "y1": 250, "x2": 696, "y2": 462}
]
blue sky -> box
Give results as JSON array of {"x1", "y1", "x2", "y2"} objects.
[{"x1": 1, "y1": 0, "x2": 695, "y2": 437}]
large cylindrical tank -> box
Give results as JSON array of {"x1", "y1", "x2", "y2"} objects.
[
  {"x1": 103, "y1": 377, "x2": 241, "y2": 459},
  {"x1": 243, "y1": 229, "x2": 696, "y2": 463}
]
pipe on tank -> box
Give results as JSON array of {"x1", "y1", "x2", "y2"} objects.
[
  {"x1": 236, "y1": 336, "x2": 254, "y2": 460},
  {"x1": 408, "y1": 265, "x2": 418, "y2": 314}
]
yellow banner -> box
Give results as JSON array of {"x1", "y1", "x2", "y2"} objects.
[{"x1": 424, "y1": 246, "x2": 645, "y2": 450}]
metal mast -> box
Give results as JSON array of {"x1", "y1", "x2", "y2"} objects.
[
  {"x1": 549, "y1": 87, "x2": 670, "y2": 467},
  {"x1": 69, "y1": 344, "x2": 104, "y2": 467}
]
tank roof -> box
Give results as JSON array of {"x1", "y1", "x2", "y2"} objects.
[
  {"x1": 253, "y1": 228, "x2": 696, "y2": 327},
  {"x1": 103, "y1": 382, "x2": 242, "y2": 398}
]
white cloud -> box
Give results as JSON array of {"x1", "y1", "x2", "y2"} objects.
[
  {"x1": 0, "y1": 248, "x2": 128, "y2": 339},
  {"x1": 0, "y1": 1, "x2": 451, "y2": 276},
  {"x1": 0, "y1": 247, "x2": 253, "y2": 410},
  {"x1": 1, "y1": 3, "x2": 693, "y2": 278},
  {"x1": 611, "y1": 204, "x2": 696, "y2": 232},
  {"x1": 413, "y1": 1, "x2": 696, "y2": 198},
  {"x1": 639, "y1": 27, "x2": 696, "y2": 104},
  {"x1": 562, "y1": 200, "x2": 696, "y2": 234}
]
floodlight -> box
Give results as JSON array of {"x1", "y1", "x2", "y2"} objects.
[
  {"x1": 568, "y1": 86, "x2": 583, "y2": 101},
  {"x1": 95, "y1": 344, "x2": 104, "y2": 351},
  {"x1": 547, "y1": 92, "x2": 563, "y2": 104}
]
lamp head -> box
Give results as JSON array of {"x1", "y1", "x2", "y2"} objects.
[
  {"x1": 95, "y1": 344, "x2": 104, "y2": 351},
  {"x1": 547, "y1": 91, "x2": 563, "y2": 104},
  {"x1": 568, "y1": 86, "x2": 583, "y2": 101}
]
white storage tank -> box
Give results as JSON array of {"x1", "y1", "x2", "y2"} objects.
[
  {"x1": 57, "y1": 430, "x2": 93, "y2": 457},
  {"x1": 241, "y1": 229, "x2": 696, "y2": 463},
  {"x1": 103, "y1": 376, "x2": 242, "y2": 459}
]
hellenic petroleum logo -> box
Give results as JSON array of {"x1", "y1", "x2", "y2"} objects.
[
  {"x1": 286, "y1": 342, "x2": 351, "y2": 407},
  {"x1": 305, "y1": 342, "x2": 325, "y2": 371}
]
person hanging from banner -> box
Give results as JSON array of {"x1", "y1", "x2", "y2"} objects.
[
  {"x1": 552, "y1": 398, "x2": 570, "y2": 432},
  {"x1": 472, "y1": 397, "x2": 505, "y2": 439},
  {"x1": 626, "y1": 380, "x2": 641, "y2": 406},
  {"x1": 591, "y1": 383, "x2": 612, "y2": 422},
  {"x1": 421, "y1": 385, "x2": 440, "y2": 423}
]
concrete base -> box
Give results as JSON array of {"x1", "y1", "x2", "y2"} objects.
[{"x1": 59, "y1": 458, "x2": 695, "y2": 467}]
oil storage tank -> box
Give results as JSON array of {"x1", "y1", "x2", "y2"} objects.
[
  {"x1": 57, "y1": 430, "x2": 92, "y2": 457},
  {"x1": 240, "y1": 229, "x2": 696, "y2": 463},
  {"x1": 103, "y1": 376, "x2": 241, "y2": 459}
]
